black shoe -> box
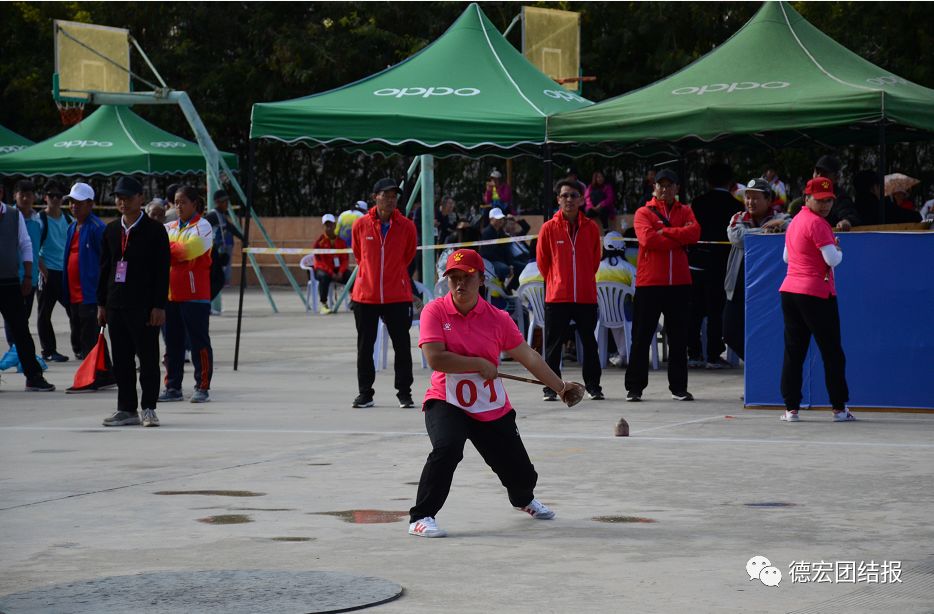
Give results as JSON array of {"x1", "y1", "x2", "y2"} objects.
[
  {"x1": 25, "y1": 376, "x2": 56, "y2": 392},
  {"x1": 352, "y1": 393, "x2": 374, "y2": 408},
  {"x1": 671, "y1": 391, "x2": 694, "y2": 401},
  {"x1": 587, "y1": 389, "x2": 605, "y2": 401},
  {"x1": 398, "y1": 393, "x2": 415, "y2": 409},
  {"x1": 74, "y1": 351, "x2": 86, "y2": 360},
  {"x1": 42, "y1": 351, "x2": 69, "y2": 363},
  {"x1": 543, "y1": 389, "x2": 558, "y2": 402},
  {"x1": 626, "y1": 391, "x2": 642, "y2": 402}
]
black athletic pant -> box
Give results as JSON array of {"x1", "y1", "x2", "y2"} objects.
[
  {"x1": 0, "y1": 283, "x2": 41, "y2": 379},
  {"x1": 353, "y1": 301, "x2": 413, "y2": 397},
  {"x1": 409, "y1": 401, "x2": 537, "y2": 522},
  {"x1": 4, "y1": 287, "x2": 35, "y2": 347},
  {"x1": 37, "y1": 270, "x2": 67, "y2": 355},
  {"x1": 164, "y1": 302, "x2": 213, "y2": 392},
  {"x1": 314, "y1": 269, "x2": 351, "y2": 304},
  {"x1": 625, "y1": 285, "x2": 690, "y2": 394},
  {"x1": 687, "y1": 266, "x2": 727, "y2": 363},
  {"x1": 780, "y1": 292, "x2": 849, "y2": 411},
  {"x1": 107, "y1": 306, "x2": 161, "y2": 412},
  {"x1": 68, "y1": 303, "x2": 99, "y2": 357},
  {"x1": 543, "y1": 302, "x2": 601, "y2": 393}
]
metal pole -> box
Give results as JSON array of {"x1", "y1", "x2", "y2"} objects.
[
  {"x1": 878, "y1": 121, "x2": 887, "y2": 225},
  {"x1": 173, "y1": 92, "x2": 294, "y2": 311},
  {"x1": 503, "y1": 14, "x2": 521, "y2": 37},
  {"x1": 419, "y1": 154, "x2": 436, "y2": 292},
  {"x1": 234, "y1": 140, "x2": 255, "y2": 371},
  {"x1": 542, "y1": 143, "x2": 553, "y2": 220}
]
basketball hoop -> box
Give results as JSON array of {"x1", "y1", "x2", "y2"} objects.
[
  {"x1": 554, "y1": 76, "x2": 596, "y2": 85},
  {"x1": 55, "y1": 100, "x2": 86, "y2": 127}
]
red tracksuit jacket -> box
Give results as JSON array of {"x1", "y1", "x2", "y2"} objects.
[
  {"x1": 351, "y1": 207, "x2": 417, "y2": 304},
  {"x1": 536, "y1": 210, "x2": 602, "y2": 303},
  {"x1": 633, "y1": 198, "x2": 701, "y2": 287}
]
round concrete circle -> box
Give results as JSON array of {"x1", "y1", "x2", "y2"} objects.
[{"x1": 0, "y1": 570, "x2": 403, "y2": 614}]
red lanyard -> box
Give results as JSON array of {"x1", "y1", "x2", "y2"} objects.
[{"x1": 120, "y1": 215, "x2": 142, "y2": 259}]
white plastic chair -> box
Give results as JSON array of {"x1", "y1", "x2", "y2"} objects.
[
  {"x1": 596, "y1": 282, "x2": 633, "y2": 367},
  {"x1": 374, "y1": 280, "x2": 433, "y2": 370},
  {"x1": 518, "y1": 282, "x2": 547, "y2": 357},
  {"x1": 299, "y1": 255, "x2": 343, "y2": 314}
]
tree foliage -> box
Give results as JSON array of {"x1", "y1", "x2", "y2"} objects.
[{"x1": 2, "y1": 2, "x2": 932, "y2": 214}]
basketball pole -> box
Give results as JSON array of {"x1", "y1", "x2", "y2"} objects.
[
  {"x1": 70, "y1": 89, "x2": 316, "y2": 313},
  {"x1": 52, "y1": 22, "x2": 304, "y2": 312}
]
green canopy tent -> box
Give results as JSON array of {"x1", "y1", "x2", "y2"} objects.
[
  {"x1": 0, "y1": 105, "x2": 238, "y2": 176},
  {"x1": 250, "y1": 3, "x2": 591, "y2": 157},
  {"x1": 245, "y1": 1, "x2": 593, "y2": 325},
  {"x1": 548, "y1": 1, "x2": 934, "y2": 156},
  {"x1": 0, "y1": 125, "x2": 33, "y2": 155}
]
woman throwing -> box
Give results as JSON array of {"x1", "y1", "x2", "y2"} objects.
[
  {"x1": 779, "y1": 177, "x2": 855, "y2": 423},
  {"x1": 409, "y1": 249, "x2": 581, "y2": 538}
]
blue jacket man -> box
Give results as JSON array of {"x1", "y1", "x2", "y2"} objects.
[{"x1": 62, "y1": 183, "x2": 109, "y2": 368}]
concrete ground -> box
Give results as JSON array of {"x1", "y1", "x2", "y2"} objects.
[{"x1": 1, "y1": 288, "x2": 932, "y2": 613}]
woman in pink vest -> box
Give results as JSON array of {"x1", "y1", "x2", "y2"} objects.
[{"x1": 779, "y1": 177, "x2": 855, "y2": 423}]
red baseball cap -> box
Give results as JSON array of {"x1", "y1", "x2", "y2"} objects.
[
  {"x1": 443, "y1": 249, "x2": 484, "y2": 276},
  {"x1": 805, "y1": 176, "x2": 836, "y2": 200}
]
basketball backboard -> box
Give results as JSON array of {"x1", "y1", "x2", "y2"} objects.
[
  {"x1": 521, "y1": 7, "x2": 580, "y2": 92},
  {"x1": 53, "y1": 20, "x2": 131, "y2": 101}
]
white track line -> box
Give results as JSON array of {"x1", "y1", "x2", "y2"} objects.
[
  {"x1": 2, "y1": 426, "x2": 933, "y2": 449},
  {"x1": 630, "y1": 415, "x2": 724, "y2": 434}
]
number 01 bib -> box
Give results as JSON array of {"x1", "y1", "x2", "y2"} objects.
[{"x1": 445, "y1": 373, "x2": 506, "y2": 415}]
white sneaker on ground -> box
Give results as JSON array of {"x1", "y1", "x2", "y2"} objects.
[
  {"x1": 517, "y1": 498, "x2": 555, "y2": 520},
  {"x1": 408, "y1": 517, "x2": 446, "y2": 538},
  {"x1": 141, "y1": 409, "x2": 160, "y2": 427},
  {"x1": 833, "y1": 409, "x2": 857, "y2": 422},
  {"x1": 780, "y1": 410, "x2": 800, "y2": 422}
]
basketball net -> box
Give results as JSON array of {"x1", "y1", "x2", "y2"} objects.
[{"x1": 55, "y1": 100, "x2": 86, "y2": 127}]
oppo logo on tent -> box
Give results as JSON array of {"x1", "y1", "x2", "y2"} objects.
[
  {"x1": 867, "y1": 75, "x2": 908, "y2": 87},
  {"x1": 543, "y1": 89, "x2": 587, "y2": 103},
  {"x1": 373, "y1": 87, "x2": 481, "y2": 98},
  {"x1": 150, "y1": 141, "x2": 188, "y2": 148},
  {"x1": 53, "y1": 140, "x2": 113, "y2": 148},
  {"x1": 0, "y1": 145, "x2": 26, "y2": 153},
  {"x1": 671, "y1": 81, "x2": 791, "y2": 95}
]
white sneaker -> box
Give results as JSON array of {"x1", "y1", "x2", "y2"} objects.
[
  {"x1": 517, "y1": 498, "x2": 555, "y2": 520},
  {"x1": 141, "y1": 409, "x2": 160, "y2": 427},
  {"x1": 608, "y1": 353, "x2": 623, "y2": 368},
  {"x1": 833, "y1": 409, "x2": 857, "y2": 422},
  {"x1": 780, "y1": 410, "x2": 800, "y2": 422},
  {"x1": 408, "y1": 517, "x2": 446, "y2": 538}
]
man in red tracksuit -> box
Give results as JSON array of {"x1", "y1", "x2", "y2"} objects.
[
  {"x1": 312, "y1": 213, "x2": 350, "y2": 312},
  {"x1": 625, "y1": 169, "x2": 701, "y2": 402},
  {"x1": 350, "y1": 178, "x2": 418, "y2": 409},
  {"x1": 536, "y1": 178, "x2": 604, "y2": 401}
]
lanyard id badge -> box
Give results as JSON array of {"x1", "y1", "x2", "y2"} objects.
[{"x1": 115, "y1": 260, "x2": 128, "y2": 283}]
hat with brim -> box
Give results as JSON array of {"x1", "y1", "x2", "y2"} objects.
[
  {"x1": 112, "y1": 176, "x2": 143, "y2": 197},
  {"x1": 655, "y1": 169, "x2": 679, "y2": 184},
  {"x1": 805, "y1": 177, "x2": 836, "y2": 200},
  {"x1": 443, "y1": 249, "x2": 484, "y2": 277},
  {"x1": 322, "y1": 213, "x2": 336, "y2": 224},
  {"x1": 745, "y1": 178, "x2": 772, "y2": 197},
  {"x1": 64, "y1": 182, "x2": 95, "y2": 202},
  {"x1": 372, "y1": 178, "x2": 402, "y2": 194},
  {"x1": 489, "y1": 207, "x2": 505, "y2": 220}
]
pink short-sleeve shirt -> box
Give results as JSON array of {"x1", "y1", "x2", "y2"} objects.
[
  {"x1": 418, "y1": 293, "x2": 525, "y2": 421},
  {"x1": 779, "y1": 206, "x2": 837, "y2": 298}
]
